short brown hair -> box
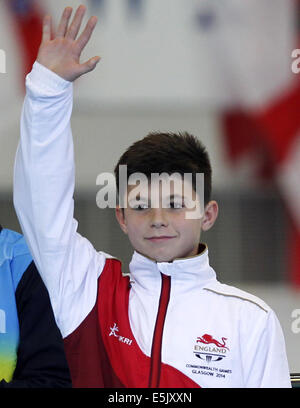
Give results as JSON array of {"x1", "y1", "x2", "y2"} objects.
[{"x1": 114, "y1": 131, "x2": 212, "y2": 204}]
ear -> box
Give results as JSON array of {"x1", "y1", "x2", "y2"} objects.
[
  {"x1": 201, "y1": 200, "x2": 218, "y2": 232},
  {"x1": 115, "y1": 206, "x2": 128, "y2": 234}
]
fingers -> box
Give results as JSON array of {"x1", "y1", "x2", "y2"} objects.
[
  {"x1": 42, "y1": 15, "x2": 52, "y2": 43},
  {"x1": 56, "y1": 7, "x2": 73, "y2": 38},
  {"x1": 65, "y1": 5, "x2": 86, "y2": 40},
  {"x1": 38, "y1": 5, "x2": 100, "y2": 81},
  {"x1": 76, "y1": 16, "x2": 98, "y2": 53},
  {"x1": 44, "y1": 5, "x2": 98, "y2": 46}
]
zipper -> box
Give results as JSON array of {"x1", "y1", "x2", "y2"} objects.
[{"x1": 148, "y1": 273, "x2": 171, "y2": 388}]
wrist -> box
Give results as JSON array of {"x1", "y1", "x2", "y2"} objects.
[{"x1": 27, "y1": 61, "x2": 72, "y2": 94}]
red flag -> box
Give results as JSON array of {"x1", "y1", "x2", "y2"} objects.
[
  {"x1": 213, "y1": 0, "x2": 300, "y2": 287},
  {"x1": 5, "y1": 0, "x2": 44, "y2": 91},
  {"x1": 223, "y1": 79, "x2": 300, "y2": 287}
]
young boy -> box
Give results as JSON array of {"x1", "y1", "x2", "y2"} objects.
[{"x1": 13, "y1": 5, "x2": 291, "y2": 388}]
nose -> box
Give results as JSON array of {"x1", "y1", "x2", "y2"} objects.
[{"x1": 150, "y1": 208, "x2": 169, "y2": 228}]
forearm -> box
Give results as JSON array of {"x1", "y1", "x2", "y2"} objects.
[{"x1": 14, "y1": 61, "x2": 74, "y2": 293}]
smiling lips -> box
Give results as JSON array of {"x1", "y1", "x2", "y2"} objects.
[{"x1": 145, "y1": 236, "x2": 176, "y2": 242}]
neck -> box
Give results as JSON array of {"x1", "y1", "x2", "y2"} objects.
[{"x1": 135, "y1": 243, "x2": 207, "y2": 264}]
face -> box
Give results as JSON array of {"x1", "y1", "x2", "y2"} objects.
[{"x1": 115, "y1": 177, "x2": 218, "y2": 262}]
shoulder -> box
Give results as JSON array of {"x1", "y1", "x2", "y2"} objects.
[{"x1": 203, "y1": 280, "x2": 271, "y2": 314}]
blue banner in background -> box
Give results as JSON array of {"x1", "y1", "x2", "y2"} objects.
[
  {"x1": 88, "y1": 0, "x2": 144, "y2": 20},
  {"x1": 9, "y1": 0, "x2": 33, "y2": 15},
  {"x1": 89, "y1": 0, "x2": 105, "y2": 12},
  {"x1": 127, "y1": 0, "x2": 144, "y2": 19}
]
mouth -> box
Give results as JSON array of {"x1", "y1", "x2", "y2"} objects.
[{"x1": 145, "y1": 236, "x2": 177, "y2": 242}]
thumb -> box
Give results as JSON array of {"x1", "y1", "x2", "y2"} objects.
[{"x1": 79, "y1": 56, "x2": 101, "y2": 76}]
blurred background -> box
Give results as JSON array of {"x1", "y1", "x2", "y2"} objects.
[{"x1": 0, "y1": 0, "x2": 299, "y2": 373}]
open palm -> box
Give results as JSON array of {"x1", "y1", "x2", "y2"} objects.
[{"x1": 37, "y1": 5, "x2": 100, "y2": 82}]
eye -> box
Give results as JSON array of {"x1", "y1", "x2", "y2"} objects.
[
  {"x1": 170, "y1": 200, "x2": 184, "y2": 209},
  {"x1": 132, "y1": 203, "x2": 149, "y2": 210}
]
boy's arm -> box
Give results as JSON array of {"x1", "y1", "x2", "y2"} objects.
[
  {"x1": 13, "y1": 6, "x2": 104, "y2": 338},
  {"x1": 243, "y1": 309, "x2": 291, "y2": 388}
]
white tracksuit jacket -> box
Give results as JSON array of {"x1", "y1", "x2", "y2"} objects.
[{"x1": 13, "y1": 62, "x2": 291, "y2": 388}]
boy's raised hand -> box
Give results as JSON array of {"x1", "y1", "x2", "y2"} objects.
[{"x1": 37, "y1": 5, "x2": 100, "y2": 82}]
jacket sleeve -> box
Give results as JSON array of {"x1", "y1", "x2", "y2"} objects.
[
  {"x1": 242, "y1": 307, "x2": 291, "y2": 388},
  {"x1": 0, "y1": 261, "x2": 71, "y2": 388},
  {"x1": 13, "y1": 62, "x2": 106, "y2": 338}
]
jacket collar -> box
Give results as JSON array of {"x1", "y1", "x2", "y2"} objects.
[{"x1": 129, "y1": 243, "x2": 217, "y2": 292}]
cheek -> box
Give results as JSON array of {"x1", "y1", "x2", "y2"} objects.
[
  {"x1": 181, "y1": 220, "x2": 202, "y2": 239},
  {"x1": 126, "y1": 215, "x2": 145, "y2": 236}
]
